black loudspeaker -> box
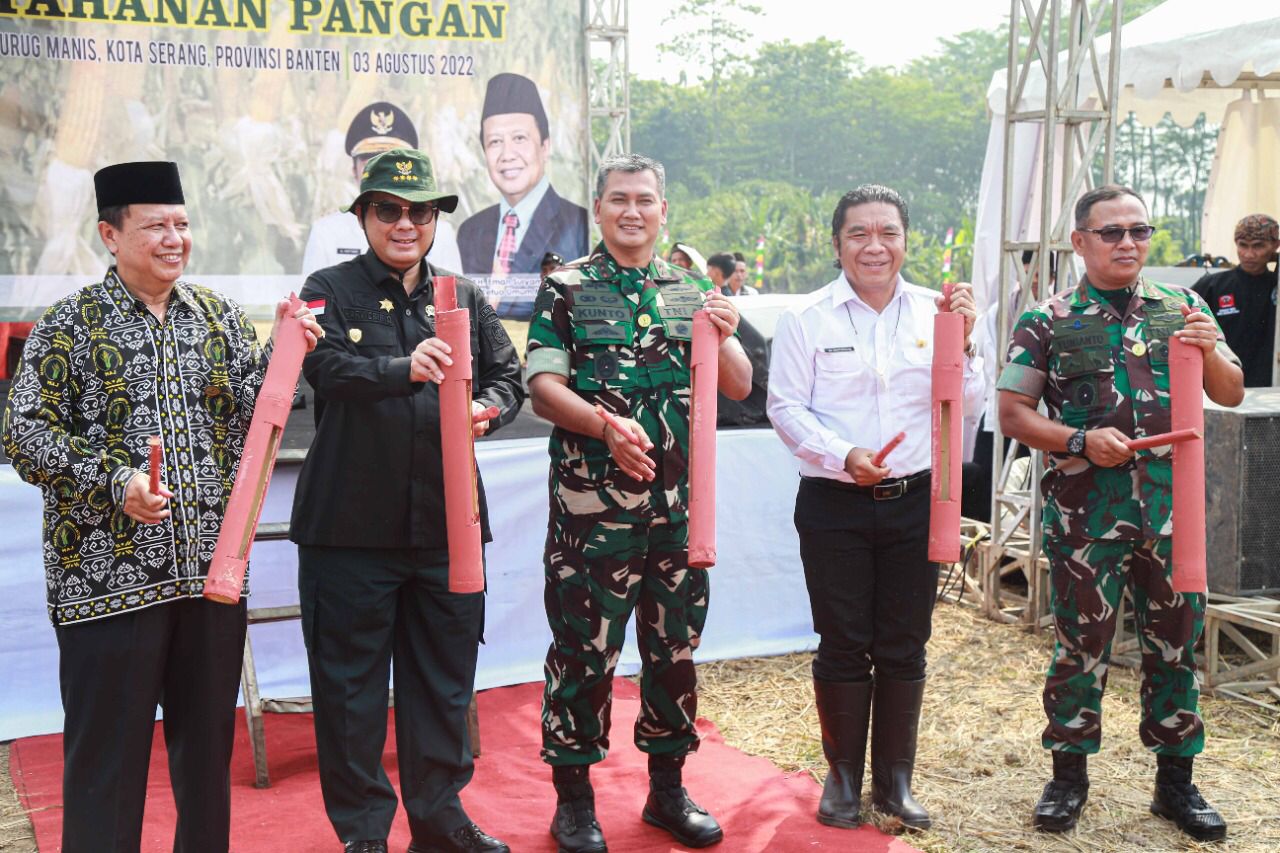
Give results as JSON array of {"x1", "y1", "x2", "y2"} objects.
[
  {"x1": 1205, "y1": 388, "x2": 1280, "y2": 595},
  {"x1": 717, "y1": 314, "x2": 770, "y2": 427}
]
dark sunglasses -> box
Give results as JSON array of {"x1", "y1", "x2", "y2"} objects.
[
  {"x1": 368, "y1": 201, "x2": 437, "y2": 225},
  {"x1": 1080, "y1": 225, "x2": 1155, "y2": 244}
]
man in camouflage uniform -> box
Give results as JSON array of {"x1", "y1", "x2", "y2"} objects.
[
  {"x1": 998, "y1": 185, "x2": 1244, "y2": 841},
  {"x1": 525, "y1": 153, "x2": 753, "y2": 853}
]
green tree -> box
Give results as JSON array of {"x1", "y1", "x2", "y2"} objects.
[{"x1": 658, "y1": 0, "x2": 762, "y2": 93}]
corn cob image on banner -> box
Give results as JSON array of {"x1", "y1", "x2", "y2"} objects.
[{"x1": 0, "y1": 1, "x2": 590, "y2": 320}]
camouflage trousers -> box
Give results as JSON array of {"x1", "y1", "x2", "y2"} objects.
[
  {"x1": 541, "y1": 514, "x2": 709, "y2": 766},
  {"x1": 1043, "y1": 536, "x2": 1205, "y2": 756}
]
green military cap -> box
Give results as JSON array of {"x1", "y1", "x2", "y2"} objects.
[{"x1": 346, "y1": 147, "x2": 459, "y2": 213}]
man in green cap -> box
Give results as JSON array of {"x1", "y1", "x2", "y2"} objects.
[{"x1": 291, "y1": 148, "x2": 523, "y2": 853}]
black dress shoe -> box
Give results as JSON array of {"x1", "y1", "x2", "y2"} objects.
[
  {"x1": 406, "y1": 823, "x2": 510, "y2": 853},
  {"x1": 1032, "y1": 752, "x2": 1088, "y2": 833},
  {"x1": 1150, "y1": 756, "x2": 1227, "y2": 842},
  {"x1": 344, "y1": 842, "x2": 387, "y2": 853},
  {"x1": 642, "y1": 759, "x2": 723, "y2": 848}
]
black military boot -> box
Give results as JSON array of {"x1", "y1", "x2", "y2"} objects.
[
  {"x1": 1150, "y1": 755, "x2": 1227, "y2": 842},
  {"x1": 813, "y1": 678, "x2": 873, "y2": 828},
  {"x1": 1032, "y1": 751, "x2": 1089, "y2": 832},
  {"x1": 870, "y1": 675, "x2": 931, "y2": 830},
  {"x1": 550, "y1": 765, "x2": 607, "y2": 853},
  {"x1": 641, "y1": 754, "x2": 724, "y2": 847}
]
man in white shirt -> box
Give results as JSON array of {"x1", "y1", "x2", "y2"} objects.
[
  {"x1": 767, "y1": 184, "x2": 984, "y2": 832},
  {"x1": 302, "y1": 101, "x2": 462, "y2": 276}
]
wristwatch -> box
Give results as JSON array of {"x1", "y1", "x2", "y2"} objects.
[{"x1": 1066, "y1": 428, "x2": 1087, "y2": 457}]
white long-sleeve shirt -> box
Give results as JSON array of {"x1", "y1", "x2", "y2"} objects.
[{"x1": 767, "y1": 273, "x2": 986, "y2": 481}]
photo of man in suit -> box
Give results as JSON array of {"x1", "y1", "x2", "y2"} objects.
[{"x1": 457, "y1": 73, "x2": 589, "y2": 276}]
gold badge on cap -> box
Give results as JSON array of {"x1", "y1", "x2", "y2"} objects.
[
  {"x1": 371, "y1": 110, "x2": 394, "y2": 135},
  {"x1": 349, "y1": 328, "x2": 363, "y2": 343},
  {"x1": 637, "y1": 314, "x2": 652, "y2": 328},
  {"x1": 1132, "y1": 341, "x2": 1147, "y2": 357}
]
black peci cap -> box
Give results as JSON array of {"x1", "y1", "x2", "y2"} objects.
[
  {"x1": 94, "y1": 161, "x2": 184, "y2": 212},
  {"x1": 479, "y1": 73, "x2": 549, "y2": 142}
]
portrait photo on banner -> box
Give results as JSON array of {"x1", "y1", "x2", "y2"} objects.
[{"x1": 0, "y1": 0, "x2": 591, "y2": 322}]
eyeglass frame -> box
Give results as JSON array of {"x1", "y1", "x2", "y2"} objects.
[
  {"x1": 366, "y1": 200, "x2": 438, "y2": 226},
  {"x1": 1078, "y1": 225, "x2": 1156, "y2": 244}
]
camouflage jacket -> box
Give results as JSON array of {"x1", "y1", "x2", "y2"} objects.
[
  {"x1": 525, "y1": 243, "x2": 714, "y2": 523},
  {"x1": 2, "y1": 268, "x2": 268, "y2": 625},
  {"x1": 997, "y1": 276, "x2": 1237, "y2": 542}
]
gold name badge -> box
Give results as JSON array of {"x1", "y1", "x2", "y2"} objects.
[{"x1": 349, "y1": 328, "x2": 363, "y2": 343}]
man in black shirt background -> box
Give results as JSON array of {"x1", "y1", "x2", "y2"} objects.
[
  {"x1": 291, "y1": 149, "x2": 522, "y2": 853},
  {"x1": 1193, "y1": 213, "x2": 1279, "y2": 387}
]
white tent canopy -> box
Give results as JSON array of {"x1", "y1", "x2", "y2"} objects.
[
  {"x1": 985, "y1": 0, "x2": 1280, "y2": 127},
  {"x1": 972, "y1": 0, "x2": 1280, "y2": 421}
]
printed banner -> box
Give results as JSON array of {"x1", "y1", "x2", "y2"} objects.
[{"x1": 0, "y1": 0, "x2": 589, "y2": 321}]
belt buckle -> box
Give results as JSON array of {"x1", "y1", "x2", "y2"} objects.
[{"x1": 873, "y1": 480, "x2": 906, "y2": 501}]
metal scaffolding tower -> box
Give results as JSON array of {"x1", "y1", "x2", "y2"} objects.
[
  {"x1": 584, "y1": 0, "x2": 631, "y2": 182},
  {"x1": 987, "y1": 0, "x2": 1124, "y2": 625}
]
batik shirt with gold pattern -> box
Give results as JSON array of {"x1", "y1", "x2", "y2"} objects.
[{"x1": 2, "y1": 268, "x2": 270, "y2": 625}]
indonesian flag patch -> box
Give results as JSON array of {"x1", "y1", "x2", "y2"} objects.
[{"x1": 306, "y1": 298, "x2": 326, "y2": 317}]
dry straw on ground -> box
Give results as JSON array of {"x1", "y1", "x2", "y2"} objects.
[
  {"x1": 3, "y1": 600, "x2": 1278, "y2": 852},
  {"x1": 697, "y1": 601, "x2": 1280, "y2": 853}
]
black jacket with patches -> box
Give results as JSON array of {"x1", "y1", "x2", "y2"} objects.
[{"x1": 290, "y1": 251, "x2": 523, "y2": 548}]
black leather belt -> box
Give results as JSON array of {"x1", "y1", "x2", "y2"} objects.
[{"x1": 803, "y1": 470, "x2": 931, "y2": 501}]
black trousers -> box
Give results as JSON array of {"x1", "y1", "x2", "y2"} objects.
[
  {"x1": 794, "y1": 476, "x2": 938, "y2": 683},
  {"x1": 55, "y1": 598, "x2": 248, "y2": 853},
  {"x1": 298, "y1": 545, "x2": 484, "y2": 843}
]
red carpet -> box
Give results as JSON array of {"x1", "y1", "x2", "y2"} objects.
[{"x1": 10, "y1": 679, "x2": 920, "y2": 852}]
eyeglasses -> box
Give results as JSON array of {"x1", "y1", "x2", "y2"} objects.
[
  {"x1": 368, "y1": 201, "x2": 437, "y2": 225},
  {"x1": 1079, "y1": 225, "x2": 1155, "y2": 244}
]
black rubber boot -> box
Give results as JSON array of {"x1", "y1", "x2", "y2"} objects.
[
  {"x1": 550, "y1": 766, "x2": 607, "y2": 853},
  {"x1": 1032, "y1": 751, "x2": 1089, "y2": 833},
  {"x1": 641, "y1": 754, "x2": 724, "y2": 848},
  {"x1": 1151, "y1": 755, "x2": 1227, "y2": 842},
  {"x1": 813, "y1": 678, "x2": 873, "y2": 828},
  {"x1": 870, "y1": 675, "x2": 932, "y2": 830}
]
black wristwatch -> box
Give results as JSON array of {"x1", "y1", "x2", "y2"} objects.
[{"x1": 1066, "y1": 428, "x2": 1087, "y2": 457}]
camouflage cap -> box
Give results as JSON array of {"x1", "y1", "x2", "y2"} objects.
[
  {"x1": 346, "y1": 148, "x2": 459, "y2": 213},
  {"x1": 1235, "y1": 213, "x2": 1279, "y2": 243}
]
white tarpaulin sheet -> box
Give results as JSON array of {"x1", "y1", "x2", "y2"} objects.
[{"x1": 0, "y1": 430, "x2": 818, "y2": 740}]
